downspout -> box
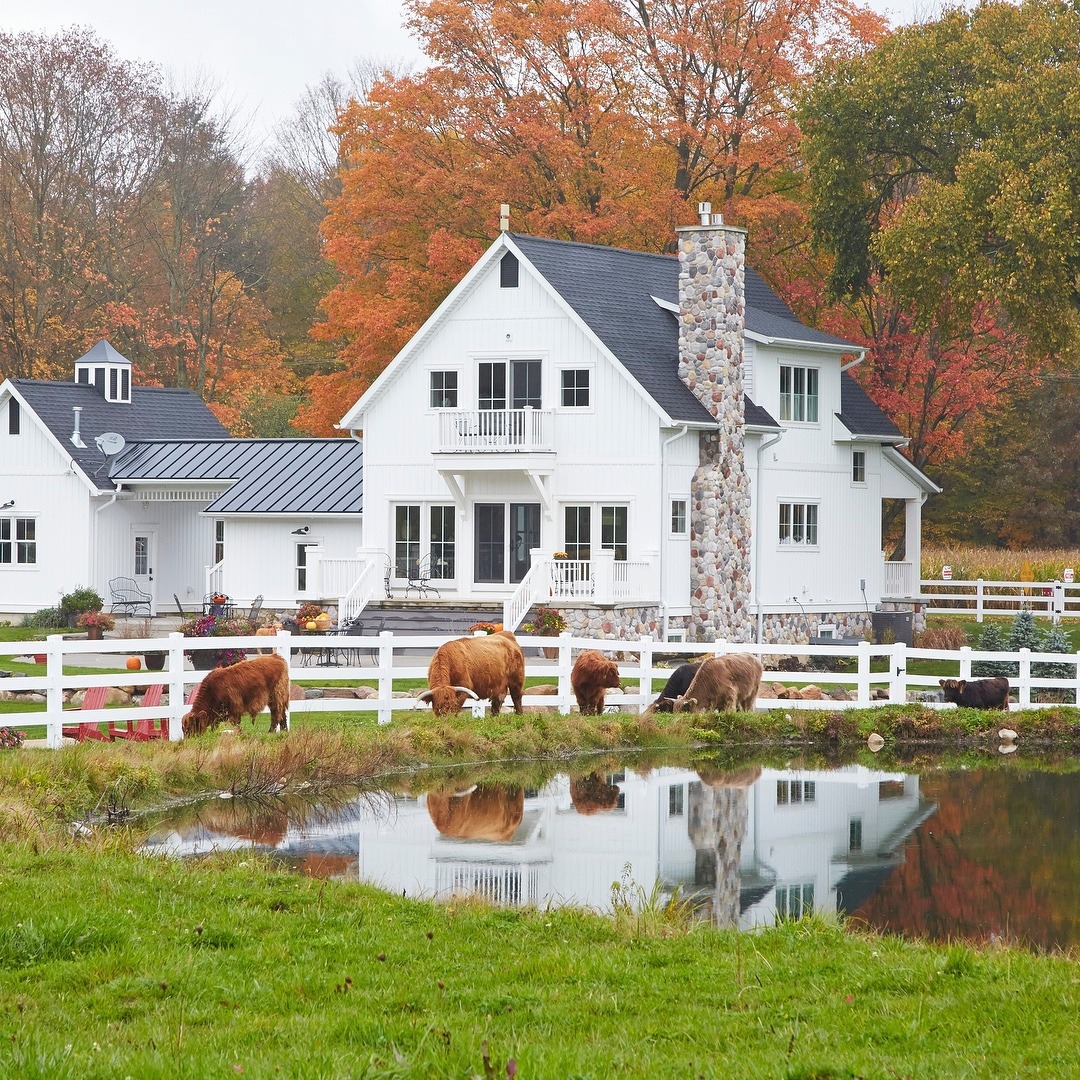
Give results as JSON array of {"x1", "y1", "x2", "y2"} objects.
[
  {"x1": 92, "y1": 490, "x2": 119, "y2": 599},
  {"x1": 659, "y1": 424, "x2": 689, "y2": 640},
  {"x1": 754, "y1": 430, "x2": 785, "y2": 644}
]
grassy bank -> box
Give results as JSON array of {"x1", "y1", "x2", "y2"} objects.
[{"x1": 0, "y1": 843, "x2": 1075, "y2": 1080}]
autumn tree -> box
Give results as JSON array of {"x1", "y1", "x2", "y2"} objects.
[
  {"x1": 308, "y1": 0, "x2": 883, "y2": 434},
  {"x1": 0, "y1": 27, "x2": 165, "y2": 379}
]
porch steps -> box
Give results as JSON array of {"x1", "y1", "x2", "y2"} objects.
[{"x1": 357, "y1": 601, "x2": 507, "y2": 638}]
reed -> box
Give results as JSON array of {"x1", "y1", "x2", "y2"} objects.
[{"x1": 922, "y1": 544, "x2": 1080, "y2": 581}]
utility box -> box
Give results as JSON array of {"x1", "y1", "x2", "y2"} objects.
[{"x1": 872, "y1": 609, "x2": 913, "y2": 647}]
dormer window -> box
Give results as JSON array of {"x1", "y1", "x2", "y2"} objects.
[
  {"x1": 779, "y1": 364, "x2": 819, "y2": 423},
  {"x1": 500, "y1": 252, "x2": 519, "y2": 288}
]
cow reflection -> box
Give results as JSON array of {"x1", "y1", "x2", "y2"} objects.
[
  {"x1": 688, "y1": 767, "x2": 762, "y2": 929},
  {"x1": 426, "y1": 784, "x2": 524, "y2": 842},
  {"x1": 569, "y1": 772, "x2": 621, "y2": 815}
]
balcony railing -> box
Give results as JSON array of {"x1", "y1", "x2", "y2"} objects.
[
  {"x1": 437, "y1": 408, "x2": 552, "y2": 452},
  {"x1": 882, "y1": 561, "x2": 916, "y2": 598}
]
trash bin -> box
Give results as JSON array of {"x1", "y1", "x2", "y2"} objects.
[{"x1": 872, "y1": 609, "x2": 913, "y2": 646}]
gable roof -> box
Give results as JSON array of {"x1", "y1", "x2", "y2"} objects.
[
  {"x1": 9, "y1": 378, "x2": 230, "y2": 493},
  {"x1": 109, "y1": 438, "x2": 363, "y2": 514},
  {"x1": 837, "y1": 375, "x2": 904, "y2": 441},
  {"x1": 510, "y1": 233, "x2": 858, "y2": 427}
]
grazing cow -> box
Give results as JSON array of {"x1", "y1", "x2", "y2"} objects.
[
  {"x1": 642, "y1": 662, "x2": 701, "y2": 717},
  {"x1": 571, "y1": 650, "x2": 623, "y2": 715},
  {"x1": 939, "y1": 677, "x2": 1010, "y2": 710},
  {"x1": 418, "y1": 630, "x2": 525, "y2": 717},
  {"x1": 182, "y1": 654, "x2": 290, "y2": 736},
  {"x1": 674, "y1": 653, "x2": 763, "y2": 713},
  {"x1": 426, "y1": 785, "x2": 524, "y2": 841}
]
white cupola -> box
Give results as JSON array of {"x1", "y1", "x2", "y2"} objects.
[{"x1": 74, "y1": 340, "x2": 132, "y2": 404}]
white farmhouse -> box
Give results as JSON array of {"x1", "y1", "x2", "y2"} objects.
[{"x1": 340, "y1": 209, "x2": 937, "y2": 643}]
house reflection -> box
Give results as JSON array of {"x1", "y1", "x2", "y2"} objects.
[{"x1": 143, "y1": 764, "x2": 935, "y2": 928}]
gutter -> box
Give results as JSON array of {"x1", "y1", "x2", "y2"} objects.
[{"x1": 754, "y1": 429, "x2": 785, "y2": 643}]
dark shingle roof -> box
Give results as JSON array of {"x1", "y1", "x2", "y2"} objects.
[
  {"x1": 110, "y1": 438, "x2": 363, "y2": 515},
  {"x1": 12, "y1": 379, "x2": 230, "y2": 491},
  {"x1": 510, "y1": 234, "x2": 853, "y2": 427},
  {"x1": 838, "y1": 374, "x2": 904, "y2": 440}
]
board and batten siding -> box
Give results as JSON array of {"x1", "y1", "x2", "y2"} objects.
[
  {"x1": 0, "y1": 394, "x2": 94, "y2": 613},
  {"x1": 359, "y1": 251, "x2": 678, "y2": 602}
]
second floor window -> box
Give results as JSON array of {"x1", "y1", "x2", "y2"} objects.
[
  {"x1": 780, "y1": 364, "x2": 819, "y2": 423},
  {"x1": 430, "y1": 371, "x2": 458, "y2": 409},
  {"x1": 560, "y1": 368, "x2": 590, "y2": 407},
  {"x1": 852, "y1": 449, "x2": 866, "y2": 483},
  {"x1": 0, "y1": 517, "x2": 36, "y2": 564}
]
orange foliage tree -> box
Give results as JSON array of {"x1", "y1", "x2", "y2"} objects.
[{"x1": 306, "y1": 0, "x2": 885, "y2": 435}]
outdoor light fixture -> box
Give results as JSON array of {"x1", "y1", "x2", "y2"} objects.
[
  {"x1": 0, "y1": 500, "x2": 13, "y2": 510},
  {"x1": 291, "y1": 526, "x2": 309, "y2": 535}
]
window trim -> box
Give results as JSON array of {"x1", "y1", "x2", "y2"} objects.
[
  {"x1": 0, "y1": 515, "x2": 37, "y2": 568},
  {"x1": 428, "y1": 369, "x2": 461, "y2": 410},
  {"x1": 557, "y1": 367, "x2": 592, "y2": 410},
  {"x1": 392, "y1": 502, "x2": 457, "y2": 582},
  {"x1": 562, "y1": 502, "x2": 631, "y2": 562},
  {"x1": 851, "y1": 448, "x2": 867, "y2": 485},
  {"x1": 778, "y1": 500, "x2": 820, "y2": 549},
  {"x1": 670, "y1": 497, "x2": 689, "y2": 537},
  {"x1": 779, "y1": 363, "x2": 820, "y2": 425}
]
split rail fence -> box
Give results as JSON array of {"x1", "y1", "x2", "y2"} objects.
[
  {"x1": 3, "y1": 630, "x2": 1078, "y2": 750},
  {"x1": 920, "y1": 578, "x2": 1080, "y2": 621}
]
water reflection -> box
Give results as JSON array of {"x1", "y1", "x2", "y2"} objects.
[{"x1": 142, "y1": 760, "x2": 1079, "y2": 951}]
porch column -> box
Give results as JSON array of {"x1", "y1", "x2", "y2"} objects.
[
  {"x1": 592, "y1": 549, "x2": 615, "y2": 605},
  {"x1": 905, "y1": 499, "x2": 921, "y2": 598}
]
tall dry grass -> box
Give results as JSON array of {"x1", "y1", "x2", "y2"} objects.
[{"x1": 922, "y1": 545, "x2": 1080, "y2": 582}]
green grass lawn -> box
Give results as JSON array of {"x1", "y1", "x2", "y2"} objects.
[{"x1": 0, "y1": 845, "x2": 1075, "y2": 1079}]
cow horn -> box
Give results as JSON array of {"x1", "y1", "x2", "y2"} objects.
[
  {"x1": 452, "y1": 686, "x2": 480, "y2": 700},
  {"x1": 417, "y1": 689, "x2": 434, "y2": 703}
]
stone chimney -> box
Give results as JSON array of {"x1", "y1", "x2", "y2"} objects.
[{"x1": 676, "y1": 204, "x2": 753, "y2": 642}]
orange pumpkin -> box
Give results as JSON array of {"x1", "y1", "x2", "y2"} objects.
[{"x1": 126, "y1": 656, "x2": 142, "y2": 671}]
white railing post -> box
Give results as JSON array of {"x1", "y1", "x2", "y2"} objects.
[
  {"x1": 271, "y1": 634, "x2": 292, "y2": 732},
  {"x1": 976, "y1": 578, "x2": 984, "y2": 623},
  {"x1": 959, "y1": 645, "x2": 972, "y2": 681},
  {"x1": 1018, "y1": 647, "x2": 1031, "y2": 708},
  {"x1": 637, "y1": 634, "x2": 653, "y2": 713},
  {"x1": 1074, "y1": 651, "x2": 1080, "y2": 707},
  {"x1": 168, "y1": 632, "x2": 188, "y2": 740},
  {"x1": 377, "y1": 631, "x2": 394, "y2": 725},
  {"x1": 45, "y1": 633, "x2": 64, "y2": 749},
  {"x1": 592, "y1": 549, "x2": 615, "y2": 606},
  {"x1": 857, "y1": 639, "x2": 871, "y2": 706},
  {"x1": 889, "y1": 641, "x2": 906, "y2": 704},
  {"x1": 557, "y1": 631, "x2": 574, "y2": 715}
]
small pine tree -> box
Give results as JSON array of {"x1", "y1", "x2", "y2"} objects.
[
  {"x1": 972, "y1": 621, "x2": 1015, "y2": 677},
  {"x1": 1034, "y1": 623, "x2": 1073, "y2": 684},
  {"x1": 1008, "y1": 608, "x2": 1040, "y2": 652}
]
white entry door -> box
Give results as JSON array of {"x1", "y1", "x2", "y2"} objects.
[{"x1": 132, "y1": 528, "x2": 157, "y2": 615}]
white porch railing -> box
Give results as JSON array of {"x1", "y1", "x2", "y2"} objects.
[
  {"x1": 882, "y1": 561, "x2": 916, "y2": 598},
  {"x1": 503, "y1": 566, "x2": 538, "y2": 632},
  {"x1": 437, "y1": 408, "x2": 552, "y2": 452},
  {"x1": 337, "y1": 558, "x2": 386, "y2": 625},
  {"x1": 204, "y1": 560, "x2": 224, "y2": 599},
  {"x1": 7, "y1": 634, "x2": 1075, "y2": 749}
]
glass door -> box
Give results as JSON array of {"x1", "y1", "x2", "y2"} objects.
[
  {"x1": 510, "y1": 503, "x2": 540, "y2": 583},
  {"x1": 475, "y1": 504, "x2": 505, "y2": 583}
]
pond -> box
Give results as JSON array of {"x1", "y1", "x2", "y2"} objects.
[{"x1": 142, "y1": 753, "x2": 1079, "y2": 953}]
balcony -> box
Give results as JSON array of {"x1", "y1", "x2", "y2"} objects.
[{"x1": 437, "y1": 408, "x2": 553, "y2": 453}]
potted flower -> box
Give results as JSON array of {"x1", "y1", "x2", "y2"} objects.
[
  {"x1": 179, "y1": 613, "x2": 254, "y2": 669},
  {"x1": 75, "y1": 610, "x2": 115, "y2": 641},
  {"x1": 521, "y1": 607, "x2": 567, "y2": 659},
  {"x1": 468, "y1": 621, "x2": 503, "y2": 635}
]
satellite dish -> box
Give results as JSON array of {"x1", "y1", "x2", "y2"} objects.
[{"x1": 95, "y1": 432, "x2": 126, "y2": 456}]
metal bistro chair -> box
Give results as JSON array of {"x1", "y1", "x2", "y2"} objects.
[{"x1": 405, "y1": 554, "x2": 441, "y2": 599}]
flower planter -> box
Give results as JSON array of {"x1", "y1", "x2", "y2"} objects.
[
  {"x1": 542, "y1": 646, "x2": 559, "y2": 660},
  {"x1": 190, "y1": 651, "x2": 225, "y2": 671},
  {"x1": 85, "y1": 625, "x2": 104, "y2": 641},
  {"x1": 144, "y1": 652, "x2": 167, "y2": 671},
  {"x1": 33, "y1": 654, "x2": 47, "y2": 665}
]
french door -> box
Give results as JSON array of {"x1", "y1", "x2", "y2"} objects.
[{"x1": 474, "y1": 502, "x2": 541, "y2": 584}]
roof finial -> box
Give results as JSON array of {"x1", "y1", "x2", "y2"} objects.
[{"x1": 500, "y1": 203, "x2": 510, "y2": 232}]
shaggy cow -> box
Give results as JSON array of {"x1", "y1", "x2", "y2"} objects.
[
  {"x1": 570, "y1": 649, "x2": 623, "y2": 715},
  {"x1": 182, "y1": 654, "x2": 290, "y2": 736},
  {"x1": 419, "y1": 630, "x2": 525, "y2": 716},
  {"x1": 642, "y1": 661, "x2": 701, "y2": 717},
  {"x1": 569, "y1": 772, "x2": 621, "y2": 814},
  {"x1": 674, "y1": 653, "x2": 763, "y2": 714},
  {"x1": 939, "y1": 677, "x2": 1010, "y2": 710},
  {"x1": 426, "y1": 784, "x2": 524, "y2": 841}
]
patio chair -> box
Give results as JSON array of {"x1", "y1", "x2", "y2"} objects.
[
  {"x1": 109, "y1": 684, "x2": 168, "y2": 742},
  {"x1": 246, "y1": 594, "x2": 264, "y2": 625},
  {"x1": 405, "y1": 554, "x2": 441, "y2": 599},
  {"x1": 108, "y1": 577, "x2": 152, "y2": 617},
  {"x1": 174, "y1": 593, "x2": 192, "y2": 618},
  {"x1": 383, "y1": 554, "x2": 393, "y2": 599},
  {"x1": 61, "y1": 685, "x2": 111, "y2": 743}
]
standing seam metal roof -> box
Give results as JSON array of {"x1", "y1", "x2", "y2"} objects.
[{"x1": 109, "y1": 438, "x2": 363, "y2": 514}]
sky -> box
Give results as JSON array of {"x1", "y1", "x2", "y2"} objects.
[{"x1": 2, "y1": 0, "x2": 932, "y2": 163}]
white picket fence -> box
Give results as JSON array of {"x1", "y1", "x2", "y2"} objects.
[
  {"x1": 3, "y1": 631, "x2": 1077, "y2": 751},
  {"x1": 920, "y1": 578, "x2": 1080, "y2": 621}
]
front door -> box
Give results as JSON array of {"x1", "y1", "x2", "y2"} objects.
[
  {"x1": 474, "y1": 502, "x2": 541, "y2": 584},
  {"x1": 132, "y1": 528, "x2": 156, "y2": 615}
]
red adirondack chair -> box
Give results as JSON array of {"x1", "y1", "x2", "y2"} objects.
[
  {"x1": 109, "y1": 684, "x2": 168, "y2": 742},
  {"x1": 61, "y1": 685, "x2": 111, "y2": 743}
]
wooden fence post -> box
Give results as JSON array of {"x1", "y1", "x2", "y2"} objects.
[
  {"x1": 168, "y1": 632, "x2": 188, "y2": 739},
  {"x1": 857, "y1": 639, "x2": 871, "y2": 706},
  {"x1": 377, "y1": 630, "x2": 394, "y2": 725},
  {"x1": 45, "y1": 633, "x2": 64, "y2": 749}
]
